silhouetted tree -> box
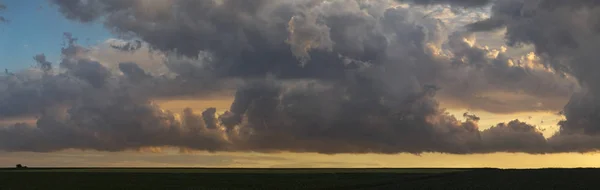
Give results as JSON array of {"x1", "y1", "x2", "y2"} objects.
[{"x1": 16, "y1": 164, "x2": 27, "y2": 169}]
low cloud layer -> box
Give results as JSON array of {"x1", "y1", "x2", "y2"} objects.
[
  {"x1": 0, "y1": 75, "x2": 560, "y2": 154},
  {"x1": 0, "y1": 0, "x2": 593, "y2": 154}
]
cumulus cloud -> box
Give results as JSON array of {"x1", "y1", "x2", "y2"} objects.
[
  {"x1": 480, "y1": 120, "x2": 549, "y2": 153},
  {"x1": 463, "y1": 112, "x2": 481, "y2": 122},
  {"x1": 0, "y1": 33, "x2": 233, "y2": 119},
  {"x1": 463, "y1": 0, "x2": 600, "y2": 151},
  {"x1": 0, "y1": 0, "x2": 590, "y2": 154},
  {"x1": 0, "y1": 76, "x2": 558, "y2": 154},
  {"x1": 437, "y1": 31, "x2": 578, "y2": 113}
]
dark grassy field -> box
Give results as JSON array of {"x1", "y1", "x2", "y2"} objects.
[{"x1": 1, "y1": 168, "x2": 599, "y2": 189}]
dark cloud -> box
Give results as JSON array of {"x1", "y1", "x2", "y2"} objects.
[
  {"x1": 49, "y1": 0, "x2": 396, "y2": 80},
  {"x1": 463, "y1": 112, "x2": 481, "y2": 122},
  {"x1": 0, "y1": 69, "x2": 82, "y2": 119},
  {"x1": 467, "y1": 0, "x2": 600, "y2": 151},
  {"x1": 0, "y1": 34, "x2": 230, "y2": 119},
  {"x1": 0, "y1": 76, "x2": 557, "y2": 154},
  {"x1": 201, "y1": 108, "x2": 218, "y2": 130},
  {"x1": 0, "y1": 95, "x2": 229, "y2": 152},
  {"x1": 465, "y1": 18, "x2": 505, "y2": 32},
  {"x1": 0, "y1": 2, "x2": 7, "y2": 23},
  {"x1": 479, "y1": 120, "x2": 549, "y2": 153},
  {"x1": 397, "y1": 0, "x2": 493, "y2": 7},
  {"x1": 66, "y1": 59, "x2": 110, "y2": 88},
  {"x1": 33, "y1": 54, "x2": 53, "y2": 73},
  {"x1": 0, "y1": 0, "x2": 589, "y2": 154},
  {"x1": 110, "y1": 40, "x2": 142, "y2": 52},
  {"x1": 437, "y1": 31, "x2": 577, "y2": 113},
  {"x1": 48, "y1": 0, "x2": 576, "y2": 113},
  {"x1": 214, "y1": 77, "x2": 483, "y2": 154},
  {"x1": 118, "y1": 62, "x2": 151, "y2": 82},
  {"x1": 0, "y1": 35, "x2": 110, "y2": 118},
  {"x1": 0, "y1": 59, "x2": 578, "y2": 154}
]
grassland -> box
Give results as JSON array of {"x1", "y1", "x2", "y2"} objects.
[{"x1": 0, "y1": 168, "x2": 598, "y2": 189}]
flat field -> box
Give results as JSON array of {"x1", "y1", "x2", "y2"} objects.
[{"x1": 0, "y1": 168, "x2": 598, "y2": 189}]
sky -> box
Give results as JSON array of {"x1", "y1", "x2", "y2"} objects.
[
  {"x1": 1, "y1": 0, "x2": 600, "y2": 168},
  {"x1": 0, "y1": 0, "x2": 110, "y2": 72}
]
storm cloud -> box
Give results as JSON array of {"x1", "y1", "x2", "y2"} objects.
[
  {"x1": 438, "y1": 31, "x2": 577, "y2": 113},
  {"x1": 465, "y1": 0, "x2": 600, "y2": 151},
  {"x1": 0, "y1": 0, "x2": 590, "y2": 154},
  {"x1": 0, "y1": 76, "x2": 554, "y2": 154}
]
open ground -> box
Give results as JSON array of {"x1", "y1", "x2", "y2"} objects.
[{"x1": 1, "y1": 168, "x2": 599, "y2": 189}]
